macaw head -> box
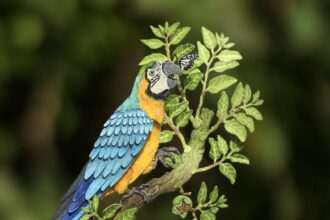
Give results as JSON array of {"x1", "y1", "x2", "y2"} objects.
[{"x1": 144, "y1": 61, "x2": 182, "y2": 100}]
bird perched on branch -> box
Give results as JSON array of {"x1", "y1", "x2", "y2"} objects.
[{"x1": 53, "y1": 61, "x2": 183, "y2": 220}]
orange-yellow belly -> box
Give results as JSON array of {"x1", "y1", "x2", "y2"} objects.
[
  {"x1": 103, "y1": 77, "x2": 164, "y2": 196},
  {"x1": 106, "y1": 123, "x2": 161, "y2": 194}
]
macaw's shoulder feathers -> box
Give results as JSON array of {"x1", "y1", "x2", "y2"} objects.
[
  {"x1": 56, "y1": 71, "x2": 165, "y2": 220},
  {"x1": 61, "y1": 108, "x2": 154, "y2": 219}
]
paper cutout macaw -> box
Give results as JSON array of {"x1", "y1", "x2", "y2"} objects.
[{"x1": 53, "y1": 61, "x2": 182, "y2": 220}]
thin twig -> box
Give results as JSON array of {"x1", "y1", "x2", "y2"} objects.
[
  {"x1": 195, "y1": 52, "x2": 217, "y2": 118},
  {"x1": 164, "y1": 36, "x2": 171, "y2": 60},
  {"x1": 164, "y1": 113, "x2": 190, "y2": 152},
  {"x1": 207, "y1": 103, "x2": 254, "y2": 135},
  {"x1": 194, "y1": 151, "x2": 234, "y2": 174}
]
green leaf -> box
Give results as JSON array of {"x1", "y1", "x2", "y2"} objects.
[
  {"x1": 150, "y1": 25, "x2": 164, "y2": 38},
  {"x1": 210, "y1": 207, "x2": 220, "y2": 214},
  {"x1": 216, "y1": 32, "x2": 229, "y2": 47},
  {"x1": 216, "y1": 91, "x2": 229, "y2": 119},
  {"x1": 224, "y1": 119, "x2": 247, "y2": 142},
  {"x1": 229, "y1": 141, "x2": 241, "y2": 153},
  {"x1": 234, "y1": 113, "x2": 255, "y2": 132},
  {"x1": 103, "y1": 203, "x2": 122, "y2": 219},
  {"x1": 252, "y1": 90, "x2": 260, "y2": 103},
  {"x1": 200, "y1": 211, "x2": 216, "y2": 220},
  {"x1": 164, "y1": 21, "x2": 169, "y2": 33},
  {"x1": 231, "y1": 82, "x2": 244, "y2": 108},
  {"x1": 169, "y1": 27, "x2": 191, "y2": 45},
  {"x1": 165, "y1": 94, "x2": 180, "y2": 106},
  {"x1": 113, "y1": 208, "x2": 138, "y2": 220},
  {"x1": 212, "y1": 61, "x2": 239, "y2": 73},
  {"x1": 244, "y1": 107, "x2": 263, "y2": 120},
  {"x1": 176, "y1": 110, "x2": 192, "y2": 127},
  {"x1": 197, "y1": 181, "x2": 208, "y2": 204},
  {"x1": 139, "y1": 53, "x2": 167, "y2": 66},
  {"x1": 141, "y1": 39, "x2": 164, "y2": 49},
  {"x1": 209, "y1": 185, "x2": 219, "y2": 203},
  {"x1": 208, "y1": 137, "x2": 220, "y2": 162},
  {"x1": 158, "y1": 25, "x2": 165, "y2": 33},
  {"x1": 170, "y1": 101, "x2": 189, "y2": 118},
  {"x1": 230, "y1": 154, "x2": 250, "y2": 165},
  {"x1": 202, "y1": 27, "x2": 217, "y2": 50},
  {"x1": 216, "y1": 195, "x2": 228, "y2": 207},
  {"x1": 167, "y1": 22, "x2": 180, "y2": 37},
  {"x1": 184, "y1": 69, "x2": 203, "y2": 91},
  {"x1": 219, "y1": 203, "x2": 229, "y2": 208},
  {"x1": 165, "y1": 95, "x2": 180, "y2": 115},
  {"x1": 223, "y1": 42, "x2": 235, "y2": 49},
  {"x1": 92, "y1": 195, "x2": 99, "y2": 211},
  {"x1": 193, "y1": 57, "x2": 203, "y2": 68},
  {"x1": 80, "y1": 214, "x2": 92, "y2": 220},
  {"x1": 218, "y1": 50, "x2": 242, "y2": 62},
  {"x1": 207, "y1": 75, "x2": 237, "y2": 93},
  {"x1": 217, "y1": 135, "x2": 228, "y2": 155},
  {"x1": 173, "y1": 44, "x2": 195, "y2": 59},
  {"x1": 159, "y1": 130, "x2": 174, "y2": 143},
  {"x1": 219, "y1": 163, "x2": 237, "y2": 184},
  {"x1": 254, "y1": 99, "x2": 264, "y2": 106},
  {"x1": 197, "y1": 41, "x2": 210, "y2": 64},
  {"x1": 243, "y1": 84, "x2": 252, "y2": 104}
]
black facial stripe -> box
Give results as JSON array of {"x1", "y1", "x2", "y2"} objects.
[
  {"x1": 146, "y1": 86, "x2": 169, "y2": 100},
  {"x1": 150, "y1": 74, "x2": 160, "y2": 87}
]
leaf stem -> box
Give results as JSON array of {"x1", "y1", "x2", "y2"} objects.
[
  {"x1": 195, "y1": 52, "x2": 217, "y2": 118},
  {"x1": 207, "y1": 102, "x2": 254, "y2": 135},
  {"x1": 192, "y1": 211, "x2": 198, "y2": 220},
  {"x1": 91, "y1": 212, "x2": 103, "y2": 220},
  {"x1": 164, "y1": 112, "x2": 190, "y2": 152},
  {"x1": 164, "y1": 36, "x2": 171, "y2": 60},
  {"x1": 194, "y1": 151, "x2": 234, "y2": 173},
  {"x1": 195, "y1": 46, "x2": 223, "y2": 118},
  {"x1": 179, "y1": 185, "x2": 191, "y2": 196}
]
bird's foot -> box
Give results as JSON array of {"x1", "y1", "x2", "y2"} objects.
[
  {"x1": 121, "y1": 184, "x2": 150, "y2": 204},
  {"x1": 155, "y1": 147, "x2": 180, "y2": 168}
]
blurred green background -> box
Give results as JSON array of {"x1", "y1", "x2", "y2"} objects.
[{"x1": 0, "y1": 0, "x2": 329, "y2": 219}]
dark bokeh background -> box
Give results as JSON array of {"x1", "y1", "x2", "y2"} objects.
[{"x1": 0, "y1": 0, "x2": 329, "y2": 219}]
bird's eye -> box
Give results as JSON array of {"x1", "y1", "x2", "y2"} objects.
[{"x1": 148, "y1": 70, "x2": 155, "y2": 76}]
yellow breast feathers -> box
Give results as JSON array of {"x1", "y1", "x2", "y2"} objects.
[{"x1": 137, "y1": 78, "x2": 164, "y2": 123}]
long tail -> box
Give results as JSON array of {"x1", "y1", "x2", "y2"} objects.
[{"x1": 53, "y1": 166, "x2": 88, "y2": 220}]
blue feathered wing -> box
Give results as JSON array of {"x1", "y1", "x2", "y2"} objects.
[{"x1": 63, "y1": 108, "x2": 153, "y2": 219}]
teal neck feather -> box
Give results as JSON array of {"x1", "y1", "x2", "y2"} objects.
[{"x1": 117, "y1": 73, "x2": 144, "y2": 111}]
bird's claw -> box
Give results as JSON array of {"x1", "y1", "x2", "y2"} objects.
[
  {"x1": 121, "y1": 184, "x2": 150, "y2": 204},
  {"x1": 155, "y1": 147, "x2": 180, "y2": 168}
]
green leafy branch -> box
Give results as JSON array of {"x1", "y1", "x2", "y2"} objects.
[
  {"x1": 84, "y1": 22, "x2": 264, "y2": 220},
  {"x1": 81, "y1": 196, "x2": 137, "y2": 220},
  {"x1": 139, "y1": 22, "x2": 264, "y2": 219},
  {"x1": 172, "y1": 182, "x2": 228, "y2": 220}
]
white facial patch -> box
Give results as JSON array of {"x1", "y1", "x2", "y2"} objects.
[
  {"x1": 146, "y1": 61, "x2": 170, "y2": 95},
  {"x1": 150, "y1": 73, "x2": 170, "y2": 94}
]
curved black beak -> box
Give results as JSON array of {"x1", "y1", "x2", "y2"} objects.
[
  {"x1": 162, "y1": 61, "x2": 182, "y2": 78},
  {"x1": 162, "y1": 62, "x2": 182, "y2": 90}
]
